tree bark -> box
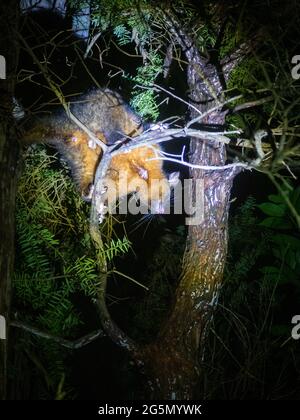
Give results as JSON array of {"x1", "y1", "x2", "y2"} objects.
[
  {"x1": 0, "y1": 1, "x2": 19, "y2": 400},
  {"x1": 86, "y1": 10, "x2": 245, "y2": 398},
  {"x1": 139, "y1": 17, "x2": 238, "y2": 399}
]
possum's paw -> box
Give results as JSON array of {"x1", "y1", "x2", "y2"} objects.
[
  {"x1": 81, "y1": 184, "x2": 94, "y2": 202},
  {"x1": 98, "y1": 203, "x2": 108, "y2": 224}
]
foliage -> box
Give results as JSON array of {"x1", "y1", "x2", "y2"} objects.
[
  {"x1": 113, "y1": 24, "x2": 131, "y2": 45},
  {"x1": 12, "y1": 146, "x2": 131, "y2": 398},
  {"x1": 128, "y1": 227, "x2": 185, "y2": 341},
  {"x1": 202, "y1": 192, "x2": 300, "y2": 399},
  {"x1": 129, "y1": 51, "x2": 163, "y2": 120},
  {"x1": 84, "y1": 0, "x2": 164, "y2": 119},
  {"x1": 257, "y1": 187, "x2": 300, "y2": 337},
  {"x1": 15, "y1": 0, "x2": 300, "y2": 400},
  {"x1": 101, "y1": 237, "x2": 131, "y2": 262},
  {"x1": 258, "y1": 187, "x2": 300, "y2": 230}
]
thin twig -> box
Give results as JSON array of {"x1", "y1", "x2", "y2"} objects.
[
  {"x1": 232, "y1": 96, "x2": 273, "y2": 113},
  {"x1": 17, "y1": 31, "x2": 107, "y2": 152},
  {"x1": 10, "y1": 321, "x2": 105, "y2": 349},
  {"x1": 75, "y1": 45, "x2": 101, "y2": 89},
  {"x1": 147, "y1": 155, "x2": 250, "y2": 171},
  {"x1": 135, "y1": 83, "x2": 202, "y2": 116},
  {"x1": 84, "y1": 32, "x2": 102, "y2": 58},
  {"x1": 186, "y1": 95, "x2": 243, "y2": 128},
  {"x1": 65, "y1": 106, "x2": 107, "y2": 152}
]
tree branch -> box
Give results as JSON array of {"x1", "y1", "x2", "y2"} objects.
[
  {"x1": 147, "y1": 155, "x2": 250, "y2": 171},
  {"x1": 10, "y1": 321, "x2": 105, "y2": 349},
  {"x1": 84, "y1": 31, "x2": 102, "y2": 59},
  {"x1": 135, "y1": 83, "x2": 202, "y2": 116},
  {"x1": 161, "y1": 10, "x2": 222, "y2": 104},
  {"x1": 221, "y1": 30, "x2": 264, "y2": 80},
  {"x1": 88, "y1": 153, "x2": 140, "y2": 356},
  {"x1": 231, "y1": 96, "x2": 273, "y2": 113},
  {"x1": 16, "y1": 31, "x2": 107, "y2": 152}
]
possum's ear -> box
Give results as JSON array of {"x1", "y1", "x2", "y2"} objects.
[{"x1": 168, "y1": 171, "x2": 180, "y2": 187}]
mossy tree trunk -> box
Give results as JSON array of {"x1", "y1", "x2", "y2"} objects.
[{"x1": 0, "y1": 1, "x2": 19, "y2": 400}]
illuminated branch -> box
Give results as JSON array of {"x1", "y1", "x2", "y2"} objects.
[
  {"x1": 147, "y1": 153, "x2": 250, "y2": 171},
  {"x1": 231, "y1": 96, "x2": 273, "y2": 113},
  {"x1": 186, "y1": 95, "x2": 243, "y2": 128},
  {"x1": 65, "y1": 106, "x2": 107, "y2": 152},
  {"x1": 89, "y1": 151, "x2": 141, "y2": 356}
]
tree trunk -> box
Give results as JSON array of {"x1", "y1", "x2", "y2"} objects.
[
  {"x1": 142, "y1": 138, "x2": 235, "y2": 399},
  {"x1": 140, "y1": 25, "x2": 238, "y2": 399},
  {"x1": 74, "y1": 9, "x2": 242, "y2": 400},
  {"x1": 0, "y1": 1, "x2": 19, "y2": 400}
]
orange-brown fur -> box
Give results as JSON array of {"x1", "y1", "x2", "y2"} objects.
[
  {"x1": 63, "y1": 129, "x2": 169, "y2": 210},
  {"x1": 20, "y1": 89, "x2": 176, "y2": 212},
  {"x1": 108, "y1": 145, "x2": 170, "y2": 210}
]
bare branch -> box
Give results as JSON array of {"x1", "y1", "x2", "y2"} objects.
[
  {"x1": 282, "y1": 161, "x2": 297, "y2": 180},
  {"x1": 66, "y1": 107, "x2": 107, "y2": 152},
  {"x1": 84, "y1": 32, "x2": 102, "y2": 59},
  {"x1": 231, "y1": 96, "x2": 273, "y2": 113},
  {"x1": 147, "y1": 153, "x2": 251, "y2": 171},
  {"x1": 10, "y1": 321, "x2": 105, "y2": 349},
  {"x1": 16, "y1": 31, "x2": 107, "y2": 153},
  {"x1": 135, "y1": 83, "x2": 202, "y2": 116},
  {"x1": 186, "y1": 95, "x2": 243, "y2": 128},
  {"x1": 111, "y1": 39, "x2": 143, "y2": 59},
  {"x1": 109, "y1": 127, "x2": 240, "y2": 153}
]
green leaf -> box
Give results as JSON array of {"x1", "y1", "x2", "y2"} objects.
[
  {"x1": 259, "y1": 216, "x2": 292, "y2": 229},
  {"x1": 286, "y1": 250, "x2": 297, "y2": 270},
  {"x1": 268, "y1": 194, "x2": 285, "y2": 204},
  {"x1": 261, "y1": 265, "x2": 280, "y2": 275},
  {"x1": 290, "y1": 188, "x2": 300, "y2": 212},
  {"x1": 271, "y1": 324, "x2": 291, "y2": 337},
  {"x1": 257, "y1": 203, "x2": 286, "y2": 217},
  {"x1": 272, "y1": 234, "x2": 300, "y2": 250}
]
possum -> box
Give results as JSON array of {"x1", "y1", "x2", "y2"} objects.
[{"x1": 20, "y1": 89, "x2": 179, "y2": 213}]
